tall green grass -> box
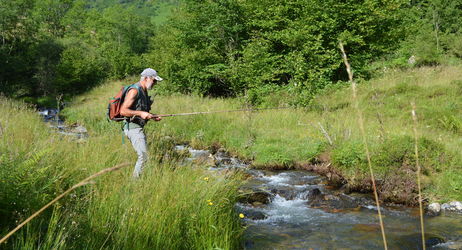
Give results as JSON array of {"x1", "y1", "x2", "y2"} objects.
[
  {"x1": 63, "y1": 66, "x2": 461, "y2": 202},
  {"x1": 0, "y1": 96, "x2": 243, "y2": 249}
]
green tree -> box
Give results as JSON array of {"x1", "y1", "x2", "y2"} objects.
[{"x1": 151, "y1": 0, "x2": 406, "y2": 104}]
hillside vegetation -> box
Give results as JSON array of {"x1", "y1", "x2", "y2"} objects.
[
  {"x1": 64, "y1": 65, "x2": 462, "y2": 205},
  {"x1": 2, "y1": 0, "x2": 462, "y2": 107}
]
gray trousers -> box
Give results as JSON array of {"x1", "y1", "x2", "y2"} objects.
[{"x1": 124, "y1": 127, "x2": 148, "y2": 178}]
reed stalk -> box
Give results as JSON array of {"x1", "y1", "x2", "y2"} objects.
[
  {"x1": 0, "y1": 162, "x2": 130, "y2": 244},
  {"x1": 339, "y1": 42, "x2": 388, "y2": 250},
  {"x1": 411, "y1": 102, "x2": 426, "y2": 250}
]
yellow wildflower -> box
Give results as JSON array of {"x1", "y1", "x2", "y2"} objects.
[
  {"x1": 239, "y1": 213, "x2": 245, "y2": 219},
  {"x1": 203, "y1": 177, "x2": 209, "y2": 181},
  {"x1": 208, "y1": 202, "x2": 213, "y2": 206}
]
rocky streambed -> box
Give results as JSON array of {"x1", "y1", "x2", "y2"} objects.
[
  {"x1": 175, "y1": 145, "x2": 462, "y2": 249},
  {"x1": 38, "y1": 107, "x2": 88, "y2": 139}
]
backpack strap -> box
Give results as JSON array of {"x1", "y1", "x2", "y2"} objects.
[
  {"x1": 123, "y1": 83, "x2": 142, "y2": 100},
  {"x1": 121, "y1": 83, "x2": 143, "y2": 133}
]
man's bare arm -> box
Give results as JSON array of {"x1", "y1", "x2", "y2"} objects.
[{"x1": 120, "y1": 89, "x2": 154, "y2": 120}]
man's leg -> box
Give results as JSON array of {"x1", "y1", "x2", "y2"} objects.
[{"x1": 124, "y1": 127, "x2": 148, "y2": 178}]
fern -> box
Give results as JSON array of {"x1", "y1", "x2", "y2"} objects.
[{"x1": 20, "y1": 149, "x2": 52, "y2": 169}]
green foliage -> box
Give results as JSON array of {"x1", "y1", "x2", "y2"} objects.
[
  {"x1": 332, "y1": 140, "x2": 367, "y2": 171},
  {"x1": 244, "y1": 84, "x2": 291, "y2": 107},
  {"x1": 373, "y1": 136, "x2": 448, "y2": 174},
  {"x1": 438, "y1": 114, "x2": 462, "y2": 134},
  {"x1": 0, "y1": 0, "x2": 170, "y2": 102},
  {"x1": 385, "y1": 0, "x2": 462, "y2": 67},
  {"x1": 386, "y1": 82, "x2": 422, "y2": 96},
  {"x1": 3, "y1": 0, "x2": 462, "y2": 106},
  {"x1": 331, "y1": 135, "x2": 451, "y2": 180},
  {"x1": 12, "y1": 209, "x2": 70, "y2": 250},
  {"x1": 55, "y1": 43, "x2": 106, "y2": 94},
  {"x1": 150, "y1": 0, "x2": 406, "y2": 103}
]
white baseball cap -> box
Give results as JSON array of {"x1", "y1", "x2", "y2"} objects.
[{"x1": 141, "y1": 68, "x2": 163, "y2": 81}]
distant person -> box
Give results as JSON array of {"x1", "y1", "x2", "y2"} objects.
[{"x1": 120, "y1": 68, "x2": 163, "y2": 178}]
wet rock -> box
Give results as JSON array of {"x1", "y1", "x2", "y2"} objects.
[
  {"x1": 238, "y1": 189, "x2": 272, "y2": 204},
  {"x1": 338, "y1": 184, "x2": 351, "y2": 194},
  {"x1": 244, "y1": 240, "x2": 254, "y2": 248},
  {"x1": 270, "y1": 187, "x2": 302, "y2": 200},
  {"x1": 190, "y1": 149, "x2": 216, "y2": 166},
  {"x1": 72, "y1": 125, "x2": 87, "y2": 133},
  {"x1": 290, "y1": 175, "x2": 323, "y2": 186},
  {"x1": 426, "y1": 203, "x2": 441, "y2": 216},
  {"x1": 426, "y1": 236, "x2": 445, "y2": 247},
  {"x1": 307, "y1": 188, "x2": 323, "y2": 200},
  {"x1": 245, "y1": 210, "x2": 268, "y2": 220},
  {"x1": 441, "y1": 201, "x2": 462, "y2": 213},
  {"x1": 251, "y1": 201, "x2": 265, "y2": 207},
  {"x1": 396, "y1": 233, "x2": 445, "y2": 249},
  {"x1": 217, "y1": 157, "x2": 233, "y2": 166},
  {"x1": 38, "y1": 108, "x2": 62, "y2": 123},
  {"x1": 445, "y1": 241, "x2": 462, "y2": 249},
  {"x1": 307, "y1": 188, "x2": 372, "y2": 210}
]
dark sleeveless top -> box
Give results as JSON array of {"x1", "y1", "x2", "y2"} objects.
[{"x1": 124, "y1": 82, "x2": 153, "y2": 129}]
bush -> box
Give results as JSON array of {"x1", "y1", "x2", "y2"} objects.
[
  {"x1": 55, "y1": 45, "x2": 107, "y2": 94},
  {"x1": 372, "y1": 135, "x2": 449, "y2": 175},
  {"x1": 332, "y1": 135, "x2": 450, "y2": 177},
  {"x1": 332, "y1": 140, "x2": 367, "y2": 171},
  {"x1": 243, "y1": 84, "x2": 291, "y2": 107}
]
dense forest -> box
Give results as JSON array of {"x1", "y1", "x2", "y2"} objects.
[{"x1": 1, "y1": 0, "x2": 461, "y2": 106}]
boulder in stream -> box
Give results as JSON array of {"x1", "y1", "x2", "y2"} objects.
[
  {"x1": 441, "y1": 201, "x2": 462, "y2": 213},
  {"x1": 396, "y1": 233, "x2": 445, "y2": 249},
  {"x1": 238, "y1": 189, "x2": 272, "y2": 205},
  {"x1": 307, "y1": 188, "x2": 373, "y2": 211},
  {"x1": 426, "y1": 202, "x2": 441, "y2": 216},
  {"x1": 243, "y1": 210, "x2": 268, "y2": 220},
  {"x1": 270, "y1": 186, "x2": 308, "y2": 200}
]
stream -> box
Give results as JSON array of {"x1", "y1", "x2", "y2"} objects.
[
  {"x1": 38, "y1": 108, "x2": 88, "y2": 139},
  {"x1": 175, "y1": 145, "x2": 462, "y2": 250},
  {"x1": 38, "y1": 108, "x2": 462, "y2": 249}
]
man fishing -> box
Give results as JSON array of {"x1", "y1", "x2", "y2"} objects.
[{"x1": 120, "y1": 68, "x2": 163, "y2": 178}]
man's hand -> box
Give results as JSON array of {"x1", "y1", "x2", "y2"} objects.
[
  {"x1": 140, "y1": 112, "x2": 155, "y2": 120},
  {"x1": 140, "y1": 112, "x2": 162, "y2": 121},
  {"x1": 153, "y1": 115, "x2": 162, "y2": 122}
]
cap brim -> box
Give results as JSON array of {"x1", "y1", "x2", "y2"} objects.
[{"x1": 154, "y1": 76, "x2": 163, "y2": 81}]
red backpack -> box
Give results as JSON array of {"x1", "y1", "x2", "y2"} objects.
[{"x1": 107, "y1": 84, "x2": 136, "y2": 121}]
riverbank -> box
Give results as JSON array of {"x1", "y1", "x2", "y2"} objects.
[
  {"x1": 0, "y1": 97, "x2": 243, "y2": 249},
  {"x1": 64, "y1": 65, "x2": 462, "y2": 206}
]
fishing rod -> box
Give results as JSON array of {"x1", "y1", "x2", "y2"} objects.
[
  {"x1": 154, "y1": 106, "x2": 292, "y2": 118},
  {"x1": 111, "y1": 106, "x2": 292, "y2": 122}
]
